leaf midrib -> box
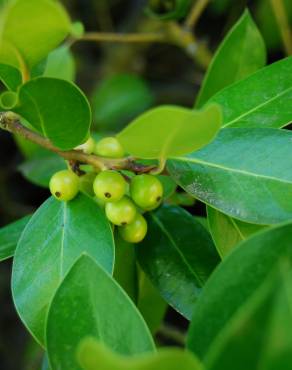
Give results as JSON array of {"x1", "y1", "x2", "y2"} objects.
[
  {"x1": 152, "y1": 213, "x2": 205, "y2": 287},
  {"x1": 22, "y1": 88, "x2": 47, "y2": 136},
  {"x1": 222, "y1": 86, "x2": 292, "y2": 127},
  {"x1": 171, "y1": 156, "x2": 292, "y2": 186},
  {"x1": 60, "y1": 201, "x2": 67, "y2": 278}
]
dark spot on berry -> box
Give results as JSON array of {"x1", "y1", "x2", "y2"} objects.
[
  {"x1": 156, "y1": 196, "x2": 162, "y2": 202},
  {"x1": 121, "y1": 222, "x2": 127, "y2": 226},
  {"x1": 55, "y1": 192, "x2": 61, "y2": 198},
  {"x1": 105, "y1": 192, "x2": 111, "y2": 198}
]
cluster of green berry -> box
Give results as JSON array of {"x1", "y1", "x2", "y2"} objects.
[{"x1": 49, "y1": 137, "x2": 163, "y2": 244}]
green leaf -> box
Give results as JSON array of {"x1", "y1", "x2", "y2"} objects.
[
  {"x1": 118, "y1": 104, "x2": 222, "y2": 160},
  {"x1": 158, "y1": 175, "x2": 177, "y2": 199},
  {"x1": 205, "y1": 266, "x2": 292, "y2": 370},
  {"x1": 70, "y1": 21, "x2": 85, "y2": 39},
  {"x1": 0, "y1": 0, "x2": 71, "y2": 68},
  {"x1": 168, "y1": 128, "x2": 292, "y2": 224},
  {"x1": 145, "y1": 0, "x2": 192, "y2": 21},
  {"x1": 46, "y1": 256, "x2": 155, "y2": 370},
  {"x1": 0, "y1": 63, "x2": 22, "y2": 90},
  {"x1": 196, "y1": 10, "x2": 266, "y2": 108},
  {"x1": 209, "y1": 56, "x2": 292, "y2": 128},
  {"x1": 137, "y1": 271, "x2": 167, "y2": 334},
  {"x1": 195, "y1": 216, "x2": 209, "y2": 231},
  {"x1": 19, "y1": 152, "x2": 66, "y2": 188},
  {"x1": 77, "y1": 337, "x2": 203, "y2": 370},
  {"x1": 14, "y1": 134, "x2": 41, "y2": 158},
  {"x1": 41, "y1": 355, "x2": 50, "y2": 370},
  {"x1": 12, "y1": 195, "x2": 114, "y2": 345},
  {"x1": 14, "y1": 77, "x2": 91, "y2": 150},
  {"x1": 92, "y1": 74, "x2": 153, "y2": 131},
  {"x1": 44, "y1": 45, "x2": 76, "y2": 82},
  {"x1": 207, "y1": 206, "x2": 268, "y2": 258},
  {"x1": 186, "y1": 221, "x2": 292, "y2": 359},
  {"x1": 0, "y1": 215, "x2": 30, "y2": 261},
  {"x1": 255, "y1": 0, "x2": 292, "y2": 51},
  {"x1": 137, "y1": 205, "x2": 219, "y2": 319},
  {"x1": 113, "y1": 234, "x2": 138, "y2": 303}
]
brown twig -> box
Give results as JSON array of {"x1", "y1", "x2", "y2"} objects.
[{"x1": 0, "y1": 112, "x2": 155, "y2": 174}]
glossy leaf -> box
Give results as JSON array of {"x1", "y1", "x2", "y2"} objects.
[
  {"x1": 0, "y1": 215, "x2": 30, "y2": 262},
  {"x1": 77, "y1": 338, "x2": 202, "y2": 370},
  {"x1": 46, "y1": 256, "x2": 155, "y2": 370},
  {"x1": 145, "y1": 0, "x2": 192, "y2": 21},
  {"x1": 44, "y1": 45, "x2": 76, "y2": 82},
  {"x1": 168, "y1": 128, "x2": 292, "y2": 224},
  {"x1": 209, "y1": 56, "x2": 292, "y2": 128},
  {"x1": 118, "y1": 104, "x2": 222, "y2": 160},
  {"x1": 19, "y1": 152, "x2": 66, "y2": 188},
  {"x1": 137, "y1": 205, "x2": 219, "y2": 319},
  {"x1": 92, "y1": 74, "x2": 153, "y2": 131},
  {"x1": 14, "y1": 77, "x2": 91, "y2": 150},
  {"x1": 207, "y1": 206, "x2": 267, "y2": 258},
  {"x1": 0, "y1": 63, "x2": 22, "y2": 90},
  {"x1": 0, "y1": 0, "x2": 71, "y2": 68},
  {"x1": 196, "y1": 10, "x2": 266, "y2": 108},
  {"x1": 12, "y1": 195, "x2": 114, "y2": 345},
  {"x1": 187, "y1": 221, "x2": 292, "y2": 359},
  {"x1": 205, "y1": 266, "x2": 292, "y2": 370},
  {"x1": 113, "y1": 234, "x2": 138, "y2": 303}
]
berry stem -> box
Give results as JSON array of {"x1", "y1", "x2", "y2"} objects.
[
  {"x1": 0, "y1": 112, "x2": 155, "y2": 174},
  {"x1": 184, "y1": 0, "x2": 210, "y2": 30}
]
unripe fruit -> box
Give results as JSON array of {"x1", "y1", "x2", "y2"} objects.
[
  {"x1": 75, "y1": 137, "x2": 95, "y2": 154},
  {"x1": 49, "y1": 170, "x2": 79, "y2": 201},
  {"x1": 95, "y1": 137, "x2": 125, "y2": 158},
  {"x1": 119, "y1": 213, "x2": 147, "y2": 243},
  {"x1": 93, "y1": 170, "x2": 127, "y2": 202},
  {"x1": 105, "y1": 197, "x2": 136, "y2": 226},
  {"x1": 130, "y1": 174, "x2": 163, "y2": 210}
]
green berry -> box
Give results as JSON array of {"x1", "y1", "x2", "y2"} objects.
[
  {"x1": 49, "y1": 170, "x2": 79, "y2": 201},
  {"x1": 75, "y1": 137, "x2": 95, "y2": 154},
  {"x1": 105, "y1": 197, "x2": 136, "y2": 226},
  {"x1": 95, "y1": 137, "x2": 125, "y2": 158},
  {"x1": 130, "y1": 174, "x2": 163, "y2": 210},
  {"x1": 93, "y1": 170, "x2": 127, "y2": 202},
  {"x1": 119, "y1": 213, "x2": 148, "y2": 243}
]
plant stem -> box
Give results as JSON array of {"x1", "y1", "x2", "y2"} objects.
[
  {"x1": 158, "y1": 324, "x2": 186, "y2": 346},
  {"x1": 0, "y1": 112, "x2": 155, "y2": 174},
  {"x1": 72, "y1": 26, "x2": 212, "y2": 69},
  {"x1": 185, "y1": 0, "x2": 210, "y2": 30},
  {"x1": 270, "y1": 0, "x2": 292, "y2": 55},
  {"x1": 166, "y1": 22, "x2": 212, "y2": 68},
  {"x1": 73, "y1": 32, "x2": 166, "y2": 44}
]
